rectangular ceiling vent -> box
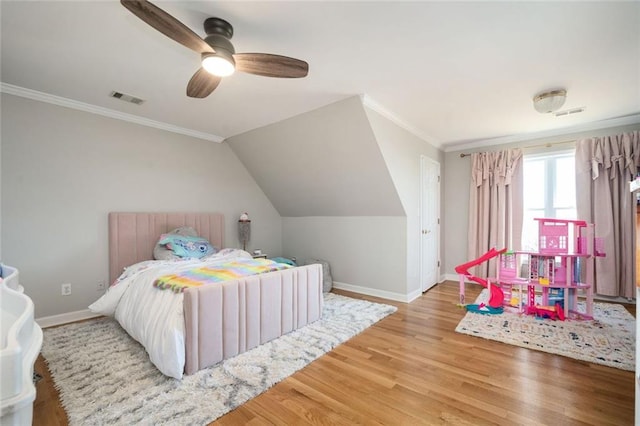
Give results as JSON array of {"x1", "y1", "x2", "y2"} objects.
[
  {"x1": 554, "y1": 107, "x2": 585, "y2": 117},
  {"x1": 109, "y1": 91, "x2": 145, "y2": 105}
]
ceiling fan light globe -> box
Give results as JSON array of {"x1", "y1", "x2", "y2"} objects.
[{"x1": 202, "y1": 55, "x2": 235, "y2": 77}]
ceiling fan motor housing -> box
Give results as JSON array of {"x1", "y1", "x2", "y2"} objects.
[
  {"x1": 204, "y1": 17, "x2": 235, "y2": 59},
  {"x1": 204, "y1": 35, "x2": 235, "y2": 54},
  {"x1": 204, "y1": 17, "x2": 233, "y2": 38}
]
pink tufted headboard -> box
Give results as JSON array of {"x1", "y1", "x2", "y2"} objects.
[{"x1": 108, "y1": 212, "x2": 225, "y2": 284}]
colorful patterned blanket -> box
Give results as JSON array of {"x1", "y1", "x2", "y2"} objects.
[{"x1": 153, "y1": 258, "x2": 291, "y2": 293}]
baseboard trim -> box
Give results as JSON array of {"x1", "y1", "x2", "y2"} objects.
[
  {"x1": 36, "y1": 309, "x2": 102, "y2": 328},
  {"x1": 332, "y1": 281, "x2": 419, "y2": 303},
  {"x1": 443, "y1": 273, "x2": 474, "y2": 283},
  {"x1": 405, "y1": 289, "x2": 422, "y2": 303},
  {"x1": 592, "y1": 294, "x2": 636, "y2": 304}
]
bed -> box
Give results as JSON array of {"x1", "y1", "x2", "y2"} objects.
[{"x1": 90, "y1": 212, "x2": 323, "y2": 379}]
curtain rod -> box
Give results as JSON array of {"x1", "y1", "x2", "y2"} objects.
[{"x1": 459, "y1": 140, "x2": 575, "y2": 158}]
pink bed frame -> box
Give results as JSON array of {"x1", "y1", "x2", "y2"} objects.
[{"x1": 108, "y1": 212, "x2": 323, "y2": 375}]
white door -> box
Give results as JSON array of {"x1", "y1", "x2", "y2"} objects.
[{"x1": 420, "y1": 156, "x2": 440, "y2": 292}]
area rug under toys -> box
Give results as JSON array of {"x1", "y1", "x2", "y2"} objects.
[{"x1": 455, "y1": 289, "x2": 635, "y2": 371}]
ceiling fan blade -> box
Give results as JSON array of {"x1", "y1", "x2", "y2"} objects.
[
  {"x1": 234, "y1": 53, "x2": 308, "y2": 78},
  {"x1": 121, "y1": 0, "x2": 214, "y2": 54},
  {"x1": 186, "y1": 68, "x2": 221, "y2": 98}
]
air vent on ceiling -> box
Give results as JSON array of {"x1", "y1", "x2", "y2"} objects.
[
  {"x1": 109, "y1": 91, "x2": 145, "y2": 105},
  {"x1": 554, "y1": 107, "x2": 585, "y2": 117}
]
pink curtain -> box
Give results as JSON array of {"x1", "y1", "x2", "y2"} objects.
[
  {"x1": 467, "y1": 149, "x2": 523, "y2": 278},
  {"x1": 575, "y1": 131, "x2": 639, "y2": 298}
]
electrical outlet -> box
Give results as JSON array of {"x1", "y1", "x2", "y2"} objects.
[
  {"x1": 97, "y1": 280, "x2": 106, "y2": 291},
  {"x1": 61, "y1": 283, "x2": 72, "y2": 296}
]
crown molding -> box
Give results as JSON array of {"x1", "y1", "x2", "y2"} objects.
[
  {"x1": 443, "y1": 113, "x2": 640, "y2": 152},
  {"x1": 360, "y1": 94, "x2": 442, "y2": 149},
  {"x1": 0, "y1": 82, "x2": 225, "y2": 143}
]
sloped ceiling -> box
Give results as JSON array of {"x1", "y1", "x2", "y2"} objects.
[{"x1": 227, "y1": 96, "x2": 404, "y2": 217}]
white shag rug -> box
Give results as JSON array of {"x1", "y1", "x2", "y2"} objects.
[
  {"x1": 41, "y1": 293, "x2": 396, "y2": 425},
  {"x1": 456, "y1": 289, "x2": 635, "y2": 371}
]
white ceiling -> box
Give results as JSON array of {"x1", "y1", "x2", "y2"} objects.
[{"x1": 2, "y1": 1, "x2": 639, "y2": 150}]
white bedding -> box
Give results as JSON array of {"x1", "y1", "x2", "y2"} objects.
[{"x1": 89, "y1": 248, "x2": 252, "y2": 379}]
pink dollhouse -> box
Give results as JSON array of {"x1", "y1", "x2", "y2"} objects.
[{"x1": 458, "y1": 218, "x2": 605, "y2": 320}]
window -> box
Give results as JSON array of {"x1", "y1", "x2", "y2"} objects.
[{"x1": 521, "y1": 151, "x2": 577, "y2": 251}]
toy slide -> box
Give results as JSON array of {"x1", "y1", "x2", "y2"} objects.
[{"x1": 456, "y1": 248, "x2": 506, "y2": 309}]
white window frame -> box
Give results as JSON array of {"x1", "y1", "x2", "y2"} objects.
[{"x1": 522, "y1": 149, "x2": 577, "y2": 250}]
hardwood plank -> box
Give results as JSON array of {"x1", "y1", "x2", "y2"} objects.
[
  {"x1": 33, "y1": 282, "x2": 636, "y2": 425},
  {"x1": 33, "y1": 355, "x2": 68, "y2": 425}
]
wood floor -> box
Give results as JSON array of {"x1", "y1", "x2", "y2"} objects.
[{"x1": 33, "y1": 282, "x2": 636, "y2": 425}]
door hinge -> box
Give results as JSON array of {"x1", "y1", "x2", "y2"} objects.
[
  {"x1": 437, "y1": 261, "x2": 440, "y2": 267},
  {"x1": 438, "y1": 175, "x2": 440, "y2": 183},
  {"x1": 437, "y1": 218, "x2": 440, "y2": 224}
]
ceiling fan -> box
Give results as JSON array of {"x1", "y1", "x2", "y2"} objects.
[{"x1": 121, "y1": 0, "x2": 309, "y2": 98}]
